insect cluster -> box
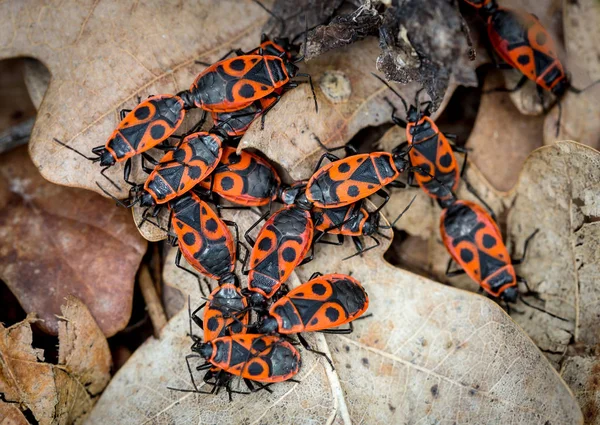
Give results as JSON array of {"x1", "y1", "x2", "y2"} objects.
[{"x1": 53, "y1": 0, "x2": 595, "y2": 401}]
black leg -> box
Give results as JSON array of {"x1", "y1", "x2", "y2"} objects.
[
  {"x1": 342, "y1": 235, "x2": 381, "y2": 261},
  {"x1": 512, "y1": 229, "x2": 540, "y2": 265},
  {"x1": 312, "y1": 152, "x2": 342, "y2": 174},
  {"x1": 309, "y1": 271, "x2": 323, "y2": 280},
  {"x1": 555, "y1": 100, "x2": 563, "y2": 137},
  {"x1": 119, "y1": 108, "x2": 132, "y2": 120},
  {"x1": 319, "y1": 321, "x2": 354, "y2": 335},
  {"x1": 297, "y1": 334, "x2": 334, "y2": 370},
  {"x1": 458, "y1": 151, "x2": 468, "y2": 178},
  {"x1": 122, "y1": 158, "x2": 138, "y2": 187},
  {"x1": 463, "y1": 180, "x2": 498, "y2": 224},
  {"x1": 445, "y1": 258, "x2": 465, "y2": 277},
  {"x1": 244, "y1": 209, "x2": 271, "y2": 247},
  {"x1": 166, "y1": 354, "x2": 213, "y2": 394},
  {"x1": 100, "y1": 166, "x2": 122, "y2": 190},
  {"x1": 175, "y1": 249, "x2": 209, "y2": 296}
]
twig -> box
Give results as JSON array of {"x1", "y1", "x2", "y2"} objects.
[{"x1": 139, "y1": 264, "x2": 167, "y2": 338}]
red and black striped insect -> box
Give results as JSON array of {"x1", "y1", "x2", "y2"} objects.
[
  {"x1": 191, "y1": 334, "x2": 301, "y2": 383},
  {"x1": 211, "y1": 92, "x2": 280, "y2": 137},
  {"x1": 311, "y1": 196, "x2": 415, "y2": 260},
  {"x1": 192, "y1": 283, "x2": 250, "y2": 343},
  {"x1": 372, "y1": 74, "x2": 467, "y2": 204},
  {"x1": 256, "y1": 273, "x2": 369, "y2": 335},
  {"x1": 133, "y1": 131, "x2": 224, "y2": 206},
  {"x1": 199, "y1": 147, "x2": 282, "y2": 207},
  {"x1": 243, "y1": 204, "x2": 314, "y2": 305},
  {"x1": 167, "y1": 192, "x2": 242, "y2": 293},
  {"x1": 440, "y1": 196, "x2": 538, "y2": 306},
  {"x1": 463, "y1": 0, "x2": 599, "y2": 134},
  {"x1": 169, "y1": 300, "x2": 291, "y2": 399},
  {"x1": 54, "y1": 95, "x2": 191, "y2": 188},
  {"x1": 305, "y1": 150, "x2": 410, "y2": 209}
]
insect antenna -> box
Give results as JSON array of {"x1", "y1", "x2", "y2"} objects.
[
  {"x1": 371, "y1": 73, "x2": 409, "y2": 115},
  {"x1": 518, "y1": 295, "x2": 568, "y2": 322},
  {"x1": 252, "y1": 0, "x2": 286, "y2": 37},
  {"x1": 569, "y1": 79, "x2": 600, "y2": 94},
  {"x1": 53, "y1": 138, "x2": 99, "y2": 162}
]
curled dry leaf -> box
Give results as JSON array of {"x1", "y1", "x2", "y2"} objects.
[
  {"x1": 0, "y1": 297, "x2": 111, "y2": 425},
  {"x1": 376, "y1": 0, "x2": 477, "y2": 109},
  {"x1": 58, "y1": 295, "x2": 112, "y2": 396},
  {"x1": 87, "y1": 203, "x2": 581, "y2": 424},
  {"x1": 303, "y1": 0, "x2": 383, "y2": 61},
  {"x1": 239, "y1": 37, "x2": 420, "y2": 181},
  {"x1": 0, "y1": 0, "x2": 273, "y2": 197},
  {"x1": 0, "y1": 147, "x2": 146, "y2": 336}
]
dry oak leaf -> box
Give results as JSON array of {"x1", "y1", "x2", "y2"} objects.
[
  {"x1": 382, "y1": 141, "x2": 599, "y2": 364},
  {"x1": 508, "y1": 142, "x2": 600, "y2": 353},
  {"x1": 544, "y1": 0, "x2": 600, "y2": 150},
  {"x1": 87, "y1": 209, "x2": 581, "y2": 424},
  {"x1": 0, "y1": 0, "x2": 273, "y2": 197},
  {"x1": 238, "y1": 37, "x2": 422, "y2": 181},
  {"x1": 0, "y1": 146, "x2": 146, "y2": 336},
  {"x1": 0, "y1": 297, "x2": 110, "y2": 425},
  {"x1": 0, "y1": 401, "x2": 29, "y2": 425}
]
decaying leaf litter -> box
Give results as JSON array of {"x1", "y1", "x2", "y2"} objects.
[{"x1": 1, "y1": 0, "x2": 598, "y2": 423}]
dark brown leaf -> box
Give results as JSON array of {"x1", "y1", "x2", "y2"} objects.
[{"x1": 0, "y1": 147, "x2": 146, "y2": 336}]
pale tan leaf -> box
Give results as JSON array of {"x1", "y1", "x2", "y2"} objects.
[
  {"x1": 86, "y1": 207, "x2": 582, "y2": 424},
  {"x1": 58, "y1": 295, "x2": 112, "y2": 396},
  {"x1": 0, "y1": 0, "x2": 274, "y2": 197}
]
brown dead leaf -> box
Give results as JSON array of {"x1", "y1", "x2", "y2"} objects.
[
  {"x1": 87, "y1": 195, "x2": 581, "y2": 424},
  {"x1": 0, "y1": 0, "x2": 275, "y2": 197},
  {"x1": 466, "y1": 72, "x2": 544, "y2": 192},
  {"x1": 239, "y1": 37, "x2": 422, "y2": 181},
  {"x1": 0, "y1": 146, "x2": 146, "y2": 336},
  {"x1": 0, "y1": 298, "x2": 111, "y2": 424},
  {"x1": 0, "y1": 316, "x2": 55, "y2": 424},
  {"x1": 57, "y1": 295, "x2": 111, "y2": 396},
  {"x1": 0, "y1": 401, "x2": 29, "y2": 425}
]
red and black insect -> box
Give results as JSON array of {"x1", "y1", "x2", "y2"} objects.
[
  {"x1": 372, "y1": 74, "x2": 467, "y2": 204},
  {"x1": 256, "y1": 273, "x2": 369, "y2": 334},
  {"x1": 54, "y1": 95, "x2": 191, "y2": 188},
  {"x1": 169, "y1": 301, "x2": 293, "y2": 399},
  {"x1": 192, "y1": 283, "x2": 250, "y2": 343},
  {"x1": 311, "y1": 196, "x2": 415, "y2": 260},
  {"x1": 243, "y1": 204, "x2": 314, "y2": 304},
  {"x1": 305, "y1": 150, "x2": 410, "y2": 209},
  {"x1": 199, "y1": 147, "x2": 282, "y2": 207},
  {"x1": 168, "y1": 192, "x2": 242, "y2": 292},
  {"x1": 439, "y1": 196, "x2": 538, "y2": 306},
  {"x1": 191, "y1": 334, "x2": 301, "y2": 383},
  {"x1": 463, "y1": 0, "x2": 599, "y2": 134},
  {"x1": 211, "y1": 92, "x2": 280, "y2": 137},
  {"x1": 132, "y1": 131, "x2": 224, "y2": 206}
]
